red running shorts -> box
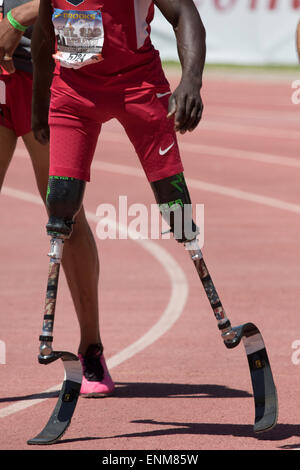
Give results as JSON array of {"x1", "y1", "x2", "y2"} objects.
[
  {"x1": 0, "y1": 70, "x2": 32, "y2": 137},
  {"x1": 49, "y1": 75, "x2": 184, "y2": 183}
]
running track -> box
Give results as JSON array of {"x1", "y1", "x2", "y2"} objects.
[{"x1": 0, "y1": 68, "x2": 300, "y2": 451}]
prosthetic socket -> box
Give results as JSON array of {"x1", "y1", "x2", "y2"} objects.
[
  {"x1": 151, "y1": 172, "x2": 199, "y2": 243},
  {"x1": 46, "y1": 177, "x2": 86, "y2": 238}
]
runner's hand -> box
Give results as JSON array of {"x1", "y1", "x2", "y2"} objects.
[
  {"x1": 0, "y1": 17, "x2": 23, "y2": 74},
  {"x1": 32, "y1": 125, "x2": 50, "y2": 145},
  {"x1": 32, "y1": 104, "x2": 50, "y2": 145},
  {"x1": 167, "y1": 78, "x2": 204, "y2": 134},
  {"x1": 32, "y1": 118, "x2": 50, "y2": 145}
]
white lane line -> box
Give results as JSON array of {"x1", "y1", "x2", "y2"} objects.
[
  {"x1": 200, "y1": 119, "x2": 300, "y2": 141},
  {"x1": 0, "y1": 186, "x2": 188, "y2": 418},
  {"x1": 187, "y1": 179, "x2": 300, "y2": 214},
  {"x1": 179, "y1": 142, "x2": 300, "y2": 169},
  {"x1": 15, "y1": 135, "x2": 300, "y2": 169},
  {"x1": 97, "y1": 131, "x2": 300, "y2": 169},
  {"x1": 86, "y1": 212, "x2": 189, "y2": 370},
  {"x1": 0, "y1": 384, "x2": 61, "y2": 418},
  {"x1": 14, "y1": 143, "x2": 300, "y2": 212},
  {"x1": 207, "y1": 104, "x2": 300, "y2": 124},
  {"x1": 89, "y1": 159, "x2": 300, "y2": 215},
  {"x1": 14, "y1": 144, "x2": 300, "y2": 212}
]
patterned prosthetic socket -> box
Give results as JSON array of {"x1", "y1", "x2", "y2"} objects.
[
  {"x1": 46, "y1": 177, "x2": 86, "y2": 238},
  {"x1": 151, "y1": 172, "x2": 199, "y2": 243}
]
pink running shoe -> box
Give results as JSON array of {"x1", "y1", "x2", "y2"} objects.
[{"x1": 78, "y1": 344, "x2": 115, "y2": 397}]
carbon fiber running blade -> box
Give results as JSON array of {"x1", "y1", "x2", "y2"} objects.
[
  {"x1": 224, "y1": 323, "x2": 278, "y2": 433},
  {"x1": 27, "y1": 352, "x2": 82, "y2": 445},
  {"x1": 241, "y1": 323, "x2": 278, "y2": 433}
]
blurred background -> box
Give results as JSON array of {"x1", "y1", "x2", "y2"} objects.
[{"x1": 152, "y1": 0, "x2": 299, "y2": 66}]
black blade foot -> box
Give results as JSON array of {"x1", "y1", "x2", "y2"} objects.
[
  {"x1": 224, "y1": 323, "x2": 278, "y2": 433},
  {"x1": 242, "y1": 323, "x2": 278, "y2": 433},
  {"x1": 27, "y1": 352, "x2": 82, "y2": 445}
]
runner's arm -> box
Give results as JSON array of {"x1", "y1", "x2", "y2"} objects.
[
  {"x1": 0, "y1": 0, "x2": 40, "y2": 73},
  {"x1": 153, "y1": 0, "x2": 206, "y2": 133},
  {"x1": 297, "y1": 20, "x2": 300, "y2": 62},
  {"x1": 31, "y1": 0, "x2": 55, "y2": 145},
  {"x1": 9, "y1": 0, "x2": 40, "y2": 26}
]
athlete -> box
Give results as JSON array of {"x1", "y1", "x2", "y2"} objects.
[
  {"x1": 0, "y1": 0, "x2": 115, "y2": 397},
  {"x1": 31, "y1": 0, "x2": 206, "y2": 371}
]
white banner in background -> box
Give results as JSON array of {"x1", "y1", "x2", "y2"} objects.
[{"x1": 151, "y1": 0, "x2": 300, "y2": 65}]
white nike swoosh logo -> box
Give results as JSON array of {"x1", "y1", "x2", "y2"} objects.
[
  {"x1": 159, "y1": 142, "x2": 175, "y2": 156},
  {"x1": 156, "y1": 91, "x2": 172, "y2": 99}
]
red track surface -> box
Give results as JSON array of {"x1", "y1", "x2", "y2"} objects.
[{"x1": 1, "y1": 68, "x2": 300, "y2": 451}]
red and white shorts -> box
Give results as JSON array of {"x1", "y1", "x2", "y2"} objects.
[
  {"x1": 49, "y1": 74, "x2": 184, "y2": 183},
  {"x1": 0, "y1": 69, "x2": 32, "y2": 137}
]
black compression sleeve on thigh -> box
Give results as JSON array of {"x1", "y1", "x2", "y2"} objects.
[
  {"x1": 46, "y1": 177, "x2": 86, "y2": 237},
  {"x1": 150, "y1": 173, "x2": 199, "y2": 243}
]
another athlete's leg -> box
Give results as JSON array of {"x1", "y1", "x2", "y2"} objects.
[
  {"x1": 22, "y1": 131, "x2": 49, "y2": 200},
  {"x1": 59, "y1": 207, "x2": 101, "y2": 354},
  {"x1": 0, "y1": 126, "x2": 17, "y2": 190}
]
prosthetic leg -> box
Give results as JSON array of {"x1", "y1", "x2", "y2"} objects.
[
  {"x1": 151, "y1": 173, "x2": 278, "y2": 433},
  {"x1": 28, "y1": 177, "x2": 86, "y2": 445}
]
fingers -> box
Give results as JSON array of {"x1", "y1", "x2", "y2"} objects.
[
  {"x1": 177, "y1": 95, "x2": 196, "y2": 134},
  {"x1": 167, "y1": 95, "x2": 177, "y2": 119},
  {"x1": 0, "y1": 55, "x2": 15, "y2": 74},
  {"x1": 167, "y1": 92, "x2": 204, "y2": 134},
  {"x1": 33, "y1": 127, "x2": 50, "y2": 145},
  {"x1": 167, "y1": 94, "x2": 189, "y2": 133},
  {"x1": 184, "y1": 100, "x2": 204, "y2": 133},
  {"x1": 174, "y1": 94, "x2": 188, "y2": 133}
]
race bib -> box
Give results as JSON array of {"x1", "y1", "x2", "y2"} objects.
[{"x1": 52, "y1": 9, "x2": 104, "y2": 69}]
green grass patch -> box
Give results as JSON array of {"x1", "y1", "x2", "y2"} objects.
[{"x1": 162, "y1": 60, "x2": 300, "y2": 73}]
